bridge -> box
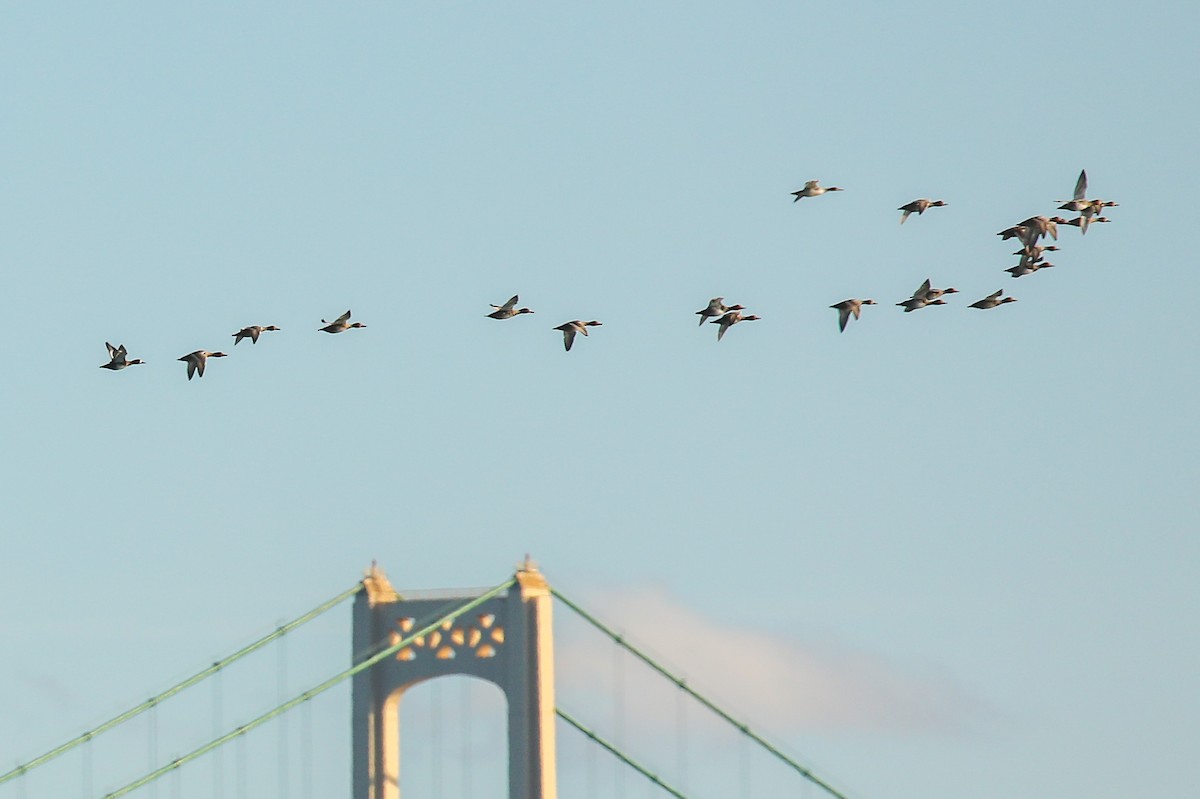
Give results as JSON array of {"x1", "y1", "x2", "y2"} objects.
[{"x1": 1, "y1": 559, "x2": 855, "y2": 798}]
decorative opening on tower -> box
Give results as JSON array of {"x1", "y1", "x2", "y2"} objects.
[
  {"x1": 436, "y1": 646, "x2": 455, "y2": 660},
  {"x1": 475, "y1": 644, "x2": 496, "y2": 658}
]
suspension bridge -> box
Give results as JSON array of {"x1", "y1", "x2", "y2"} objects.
[{"x1": 1, "y1": 559, "x2": 856, "y2": 799}]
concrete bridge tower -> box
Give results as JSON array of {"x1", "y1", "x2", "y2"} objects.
[{"x1": 351, "y1": 559, "x2": 557, "y2": 799}]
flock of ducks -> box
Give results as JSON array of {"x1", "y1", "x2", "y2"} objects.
[
  {"x1": 99, "y1": 169, "x2": 1117, "y2": 375},
  {"x1": 811, "y1": 169, "x2": 1117, "y2": 332},
  {"x1": 99, "y1": 312, "x2": 369, "y2": 379}
]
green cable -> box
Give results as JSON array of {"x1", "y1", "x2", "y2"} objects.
[
  {"x1": 99, "y1": 578, "x2": 516, "y2": 799},
  {"x1": 552, "y1": 587, "x2": 852, "y2": 799},
  {"x1": 0, "y1": 582, "x2": 364, "y2": 786},
  {"x1": 556, "y1": 707, "x2": 690, "y2": 799}
]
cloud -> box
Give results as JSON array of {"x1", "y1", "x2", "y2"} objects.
[{"x1": 554, "y1": 586, "x2": 985, "y2": 736}]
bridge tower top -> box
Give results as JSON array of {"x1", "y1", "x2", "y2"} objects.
[{"x1": 352, "y1": 558, "x2": 557, "y2": 799}]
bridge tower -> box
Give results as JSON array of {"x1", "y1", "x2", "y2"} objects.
[{"x1": 352, "y1": 559, "x2": 557, "y2": 799}]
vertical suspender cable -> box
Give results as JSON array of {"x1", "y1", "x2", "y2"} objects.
[
  {"x1": 677, "y1": 678, "x2": 687, "y2": 794},
  {"x1": 585, "y1": 727, "x2": 596, "y2": 799},
  {"x1": 740, "y1": 726, "x2": 749, "y2": 797},
  {"x1": 461, "y1": 678, "x2": 471, "y2": 799},
  {"x1": 431, "y1": 680, "x2": 442, "y2": 798},
  {"x1": 613, "y1": 640, "x2": 624, "y2": 797},
  {"x1": 148, "y1": 703, "x2": 158, "y2": 799},
  {"x1": 278, "y1": 629, "x2": 289, "y2": 799},
  {"x1": 213, "y1": 666, "x2": 223, "y2": 799},
  {"x1": 235, "y1": 731, "x2": 247, "y2": 799},
  {"x1": 82, "y1": 734, "x2": 92, "y2": 799},
  {"x1": 301, "y1": 698, "x2": 313, "y2": 799}
]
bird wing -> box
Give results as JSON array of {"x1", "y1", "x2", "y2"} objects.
[
  {"x1": 913, "y1": 278, "x2": 932, "y2": 300},
  {"x1": 250, "y1": 327, "x2": 260, "y2": 343},
  {"x1": 106, "y1": 342, "x2": 118, "y2": 359},
  {"x1": 838, "y1": 306, "x2": 851, "y2": 332},
  {"x1": 562, "y1": 328, "x2": 576, "y2": 351},
  {"x1": 196, "y1": 354, "x2": 206, "y2": 378},
  {"x1": 186, "y1": 357, "x2": 197, "y2": 380},
  {"x1": 334, "y1": 310, "x2": 352, "y2": 324},
  {"x1": 805, "y1": 180, "x2": 819, "y2": 189},
  {"x1": 499, "y1": 295, "x2": 518, "y2": 312},
  {"x1": 899, "y1": 210, "x2": 911, "y2": 224},
  {"x1": 1074, "y1": 169, "x2": 1087, "y2": 201}
]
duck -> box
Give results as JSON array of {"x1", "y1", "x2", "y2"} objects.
[
  {"x1": 1085, "y1": 200, "x2": 1119, "y2": 214},
  {"x1": 1018, "y1": 216, "x2": 1069, "y2": 242},
  {"x1": 710, "y1": 310, "x2": 761, "y2": 341},
  {"x1": 100, "y1": 342, "x2": 145, "y2": 370},
  {"x1": 178, "y1": 350, "x2": 227, "y2": 380},
  {"x1": 553, "y1": 320, "x2": 602, "y2": 351},
  {"x1": 1057, "y1": 169, "x2": 1090, "y2": 212},
  {"x1": 694, "y1": 298, "x2": 744, "y2": 326},
  {"x1": 1080, "y1": 203, "x2": 1117, "y2": 231},
  {"x1": 896, "y1": 296, "x2": 947, "y2": 313},
  {"x1": 969, "y1": 290, "x2": 1017, "y2": 309},
  {"x1": 911, "y1": 278, "x2": 958, "y2": 302},
  {"x1": 319, "y1": 310, "x2": 367, "y2": 334},
  {"x1": 829, "y1": 299, "x2": 875, "y2": 332},
  {"x1": 997, "y1": 224, "x2": 1033, "y2": 243},
  {"x1": 1064, "y1": 213, "x2": 1112, "y2": 234},
  {"x1": 232, "y1": 325, "x2": 281, "y2": 345},
  {"x1": 790, "y1": 180, "x2": 843, "y2": 202},
  {"x1": 1012, "y1": 243, "x2": 1059, "y2": 261},
  {"x1": 897, "y1": 199, "x2": 947, "y2": 224},
  {"x1": 487, "y1": 295, "x2": 535, "y2": 319},
  {"x1": 1057, "y1": 170, "x2": 1119, "y2": 219},
  {"x1": 1006, "y1": 260, "x2": 1054, "y2": 278}
]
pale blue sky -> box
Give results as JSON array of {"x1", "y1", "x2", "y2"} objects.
[{"x1": 3, "y1": 2, "x2": 1199, "y2": 798}]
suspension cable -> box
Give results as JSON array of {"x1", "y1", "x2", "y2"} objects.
[
  {"x1": 99, "y1": 578, "x2": 516, "y2": 799},
  {"x1": 0, "y1": 582, "x2": 364, "y2": 786},
  {"x1": 552, "y1": 587, "x2": 852, "y2": 799},
  {"x1": 557, "y1": 707, "x2": 691, "y2": 799}
]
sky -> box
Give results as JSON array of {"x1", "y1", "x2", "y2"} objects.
[{"x1": 2, "y1": 2, "x2": 1199, "y2": 798}]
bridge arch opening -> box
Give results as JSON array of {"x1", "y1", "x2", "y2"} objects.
[{"x1": 396, "y1": 675, "x2": 508, "y2": 799}]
